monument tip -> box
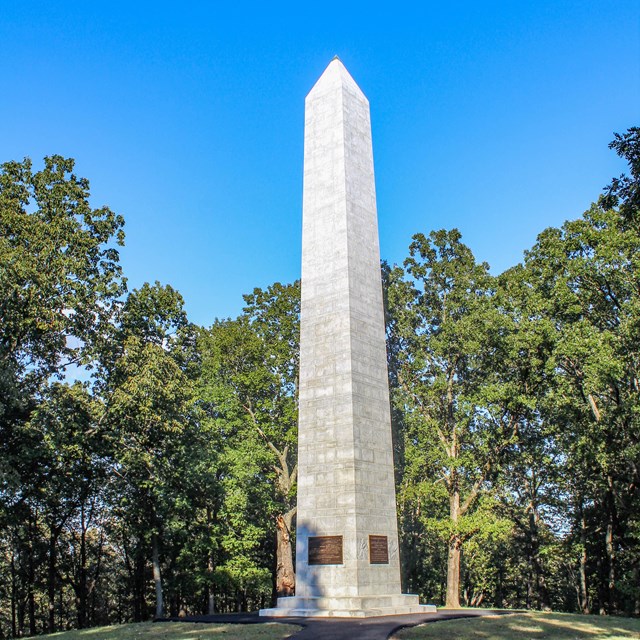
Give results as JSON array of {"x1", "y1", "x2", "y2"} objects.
[{"x1": 307, "y1": 56, "x2": 366, "y2": 101}]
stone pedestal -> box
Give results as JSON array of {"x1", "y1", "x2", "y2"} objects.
[
  {"x1": 260, "y1": 58, "x2": 435, "y2": 618},
  {"x1": 261, "y1": 594, "x2": 435, "y2": 618}
]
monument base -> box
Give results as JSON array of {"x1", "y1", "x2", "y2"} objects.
[{"x1": 259, "y1": 594, "x2": 436, "y2": 618}]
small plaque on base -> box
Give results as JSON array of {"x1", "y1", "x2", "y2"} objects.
[{"x1": 369, "y1": 535, "x2": 389, "y2": 564}]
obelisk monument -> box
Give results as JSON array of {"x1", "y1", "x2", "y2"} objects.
[{"x1": 261, "y1": 59, "x2": 434, "y2": 617}]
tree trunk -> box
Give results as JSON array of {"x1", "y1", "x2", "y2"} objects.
[
  {"x1": 90, "y1": 529, "x2": 105, "y2": 627},
  {"x1": 206, "y1": 506, "x2": 216, "y2": 615},
  {"x1": 526, "y1": 553, "x2": 534, "y2": 609},
  {"x1": 579, "y1": 509, "x2": 590, "y2": 614},
  {"x1": 48, "y1": 529, "x2": 57, "y2": 633},
  {"x1": 275, "y1": 510, "x2": 296, "y2": 597},
  {"x1": 152, "y1": 533, "x2": 163, "y2": 619},
  {"x1": 605, "y1": 481, "x2": 617, "y2": 614},
  {"x1": 445, "y1": 490, "x2": 461, "y2": 608},
  {"x1": 595, "y1": 552, "x2": 607, "y2": 615},
  {"x1": 28, "y1": 578, "x2": 36, "y2": 636},
  {"x1": 529, "y1": 508, "x2": 551, "y2": 611},
  {"x1": 133, "y1": 543, "x2": 145, "y2": 622},
  {"x1": 77, "y1": 503, "x2": 88, "y2": 628},
  {"x1": 28, "y1": 522, "x2": 36, "y2": 636},
  {"x1": 605, "y1": 522, "x2": 615, "y2": 614},
  {"x1": 495, "y1": 565, "x2": 504, "y2": 608},
  {"x1": 446, "y1": 534, "x2": 462, "y2": 608},
  {"x1": 10, "y1": 550, "x2": 17, "y2": 639},
  {"x1": 207, "y1": 551, "x2": 216, "y2": 615}
]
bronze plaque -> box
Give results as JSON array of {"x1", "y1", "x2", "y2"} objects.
[
  {"x1": 369, "y1": 535, "x2": 389, "y2": 564},
  {"x1": 308, "y1": 536, "x2": 343, "y2": 565}
]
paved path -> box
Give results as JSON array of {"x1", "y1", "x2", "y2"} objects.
[{"x1": 158, "y1": 609, "x2": 505, "y2": 640}]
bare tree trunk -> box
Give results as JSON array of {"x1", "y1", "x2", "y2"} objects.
[
  {"x1": 579, "y1": 509, "x2": 590, "y2": 614},
  {"x1": 605, "y1": 522, "x2": 615, "y2": 614},
  {"x1": 207, "y1": 550, "x2": 216, "y2": 615},
  {"x1": 605, "y1": 480, "x2": 617, "y2": 614},
  {"x1": 526, "y1": 556, "x2": 534, "y2": 609},
  {"x1": 206, "y1": 506, "x2": 216, "y2": 615},
  {"x1": 596, "y1": 554, "x2": 607, "y2": 615},
  {"x1": 275, "y1": 509, "x2": 296, "y2": 597},
  {"x1": 252, "y1": 431, "x2": 298, "y2": 600},
  {"x1": 495, "y1": 565, "x2": 504, "y2": 608},
  {"x1": 28, "y1": 520, "x2": 36, "y2": 636},
  {"x1": 77, "y1": 503, "x2": 88, "y2": 628},
  {"x1": 28, "y1": 575, "x2": 36, "y2": 635},
  {"x1": 10, "y1": 551, "x2": 17, "y2": 638},
  {"x1": 48, "y1": 529, "x2": 57, "y2": 633},
  {"x1": 152, "y1": 533, "x2": 163, "y2": 619},
  {"x1": 131, "y1": 541, "x2": 145, "y2": 622},
  {"x1": 445, "y1": 490, "x2": 461, "y2": 608},
  {"x1": 89, "y1": 527, "x2": 105, "y2": 627},
  {"x1": 529, "y1": 507, "x2": 551, "y2": 611},
  {"x1": 446, "y1": 534, "x2": 461, "y2": 608}
]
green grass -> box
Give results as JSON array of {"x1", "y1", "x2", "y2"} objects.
[
  {"x1": 43, "y1": 621, "x2": 301, "y2": 640},
  {"x1": 393, "y1": 611, "x2": 640, "y2": 640}
]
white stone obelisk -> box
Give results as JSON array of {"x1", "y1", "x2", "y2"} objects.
[{"x1": 261, "y1": 59, "x2": 434, "y2": 618}]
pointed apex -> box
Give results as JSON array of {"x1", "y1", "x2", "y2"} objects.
[{"x1": 306, "y1": 58, "x2": 367, "y2": 102}]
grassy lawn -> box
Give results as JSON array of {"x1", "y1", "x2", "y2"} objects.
[
  {"x1": 394, "y1": 611, "x2": 640, "y2": 640},
  {"x1": 43, "y1": 621, "x2": 301, "y2": 640}
]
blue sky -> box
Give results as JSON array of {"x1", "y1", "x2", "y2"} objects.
[{"x1": 1, "y1": 1, "x2": 638, "y2": 326}]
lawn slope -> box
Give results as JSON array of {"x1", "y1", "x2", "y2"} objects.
[
  {"x1": 394, "y1": 611, "x2": 640, "y2": 640},
  {"x1": 43, "y1": 621, "x2": 300, "y2": 640}
]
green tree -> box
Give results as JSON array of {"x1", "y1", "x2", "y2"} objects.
[
  {"x1": 197, "y1": 319, "x2": 274, "y2": 610},
  {"x1": 387, "y1": 230, "x2": 519, "y2": 608},
  {"x1": 522, "y1": 201, "x2": 640, "y2": 613},
  {"x1": 197, "y1": 281, "x2": 300, "y2": 600},
  {"x1": 0, "y1": 155, "x2": 124, "y2": 425},
  {"x1": 105, "y1": 282, "x2": 199, "y2": 620},
  {"x1": 506, "y1": 127, "x2": 640, "y2": 614},
  {"x1": 0, "y1": 155, "x2": 124, "y2": 635}
]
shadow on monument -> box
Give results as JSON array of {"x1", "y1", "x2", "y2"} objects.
[
  {"x1": 292, "y1": 522, "x2": 324, "y2": 596},
  {"x1": 261, "y1": 521, "x2": 325, "y2": 614}
]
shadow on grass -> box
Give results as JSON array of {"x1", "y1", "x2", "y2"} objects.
[
  {"x1": 45, "y1": 620, "x2": 300, "y2": 640},
  {"x1": 395, "y1": 612, "x2": 640, "y2": 640}
]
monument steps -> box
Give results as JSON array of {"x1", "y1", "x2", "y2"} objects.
[{"x1": 261, "y1": 594, "x2": 436, "y2": 618}]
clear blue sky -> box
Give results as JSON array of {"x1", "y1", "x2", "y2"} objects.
[{"x1": 1, "y1": 1, "x2": 638, "y2": 326}]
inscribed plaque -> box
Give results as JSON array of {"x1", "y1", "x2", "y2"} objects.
[
  {"x1": 369, "y1": 535, "x2": 389, "y2": 564},
  {"x1": 308, "y1": 536, "x2": 343, "y2": 565}
]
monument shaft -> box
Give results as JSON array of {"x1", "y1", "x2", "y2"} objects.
[
  {"x1": 297, "y1": 58, "x2": 401, "y2": 596},
  {"x1": 261, "y1": 59, "x2": 431, "y2": 618}
]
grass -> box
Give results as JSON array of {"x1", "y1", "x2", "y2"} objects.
[
  {"x1": 43, "y1": 621, "x2": 301, "y2": 640},
  {"x1": 393, "y1": 611, "x2": 640, "y2": 640}
]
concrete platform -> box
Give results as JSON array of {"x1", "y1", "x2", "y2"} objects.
[{"x1": 260, "y1": 593, "x2": 436, "y2": 618}]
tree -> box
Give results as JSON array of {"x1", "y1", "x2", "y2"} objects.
[
  {"x1": 387, "y1": 230, "x2": 520, "y2": 608},
  {"x1": 197, "y1": 319, "x2": 275, "y2": 611},
  {"x1": 0, "y1": 155, "x2": 124, "y2": 423},
  {"x1": 0, "y1": 155, "x2": 124, "y2": 635},
  {"x1": 197, "y1": 281, "x2": 300, "y2": 600},
  {"x1": 104, "y1": 282, "x2": 199, "y2": 620},
  {"x1": 521, "y1": 209, "x2": 640, "y2": 612},
  {"x1": 27, "y1": 382, "x2": 107, "y2": 631},
  {"x1": 241, "y1": 282, "x2": 299, "y2": 598}
]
